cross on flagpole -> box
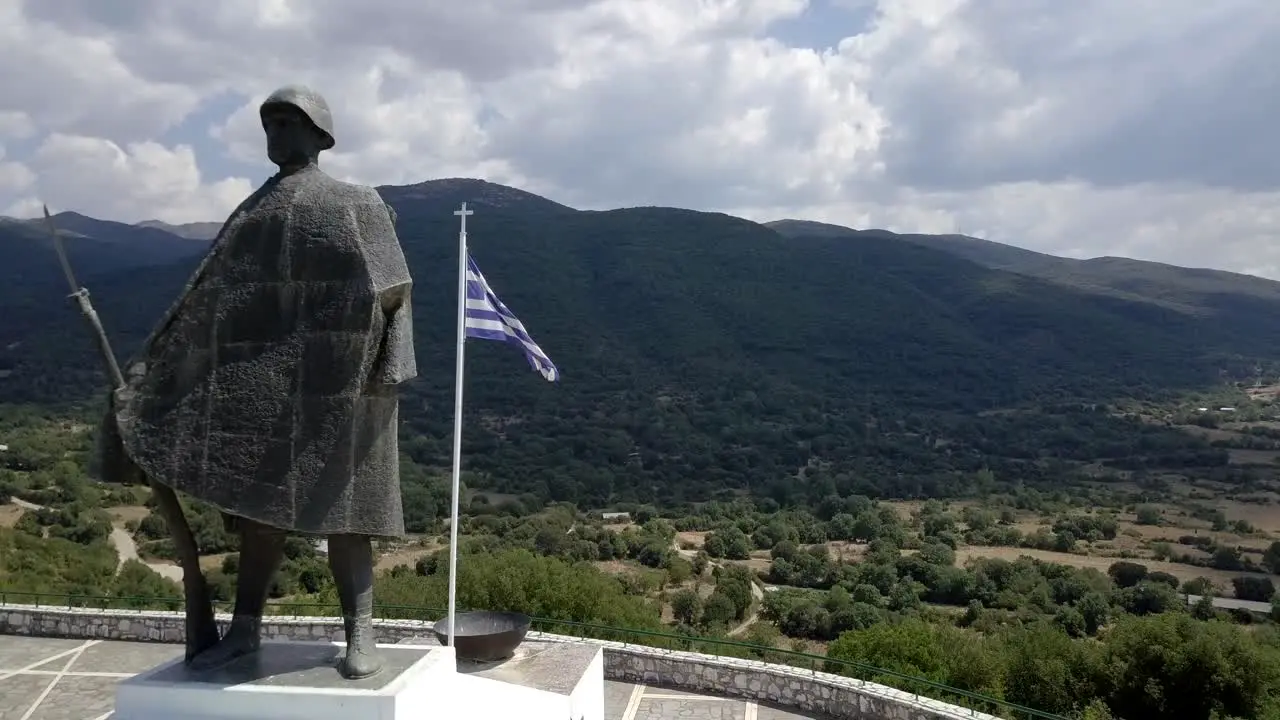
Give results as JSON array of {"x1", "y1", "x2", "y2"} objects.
[
  {"x1": 443, "y1": 201, "x2": 557, "y2": 645},
  {"x1": 445, "y1": 202, "x2": 473, "y2": 648}
]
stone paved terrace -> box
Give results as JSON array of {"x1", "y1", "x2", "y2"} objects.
[
  {"x1": 2, "y1": 603, "x2": 1017, "y2": 719},
  {"x1": 0, "y1": 635, "x2": 819, "y2": 720}
]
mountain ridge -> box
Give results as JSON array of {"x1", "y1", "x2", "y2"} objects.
[
  {"x1": 6, "y1": 182, "x2": 1270, "y2": 294},
  {"x1": 765, "y1": 218, "x2": 1280, "y2": 315},
  {"x1": 3, "y1": 178, "x2": 1279, "y2": 506},
  {"x1": 135, "y1": 219, "x2": 222, "y2": 240},
  {"x1": 377, "y1": 177, "x2": 577, "y2": 216},
  {"x1": 6, "y1": 179, "x2": 1278, "y2": 372}
]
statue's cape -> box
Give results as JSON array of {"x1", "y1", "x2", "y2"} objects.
[{"x1": 106, "y1": 165, "x2": 416, "y2": 537}]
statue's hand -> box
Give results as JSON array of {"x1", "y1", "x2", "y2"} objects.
[
  {"x1": 98, "y1": 387, "x2": 143, "y2": 486},
  {"x1": 124, "y1": 360, "x2": 148, "y2": 383}
]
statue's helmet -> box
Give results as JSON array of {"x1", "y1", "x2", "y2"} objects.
[{"x1": 260, "y1": 85, "x2": 335, "y2": 150}]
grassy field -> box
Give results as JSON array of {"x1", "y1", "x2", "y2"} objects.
[
  {"x1": 374, "y1": 538, "x2": 446, "y2": 572},
  {"x1": 675, "y1": 530, "x2": 707, "y2": 549},
  {"x1": 106, "y1": 505, "x2": 151, "y2": 525},
  {"x1": 954, "y1": 546, "x2": 1271, "y2": 590},
  {"x1": 0, "y1": 504, "x2": 23, "y2": 528},
  {"x1": 937, "y1": 494, "x2": 1280, "y2": 597},
  {"x1": 826, "y1": 541, "x2": 869, "y2": 562},
  {"x1": 594, "y1": 493, "x2": 1280, "y2": 602},
  {"x1": 200, "y1": 553, "x2": 231, "y2": 572},
  {"x1": 1219, "y1": 498, "x2": 1280, "y2": 534}
]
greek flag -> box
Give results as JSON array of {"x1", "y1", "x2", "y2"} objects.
[{"x1": 464, "y1": 254, "x2": 559, "y2": 381}]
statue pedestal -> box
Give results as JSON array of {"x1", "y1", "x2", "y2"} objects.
[
  {"x1": 112, "y1": 639, "x2": 605, "y2": 720},
  {"x1": 418, "y1": 640, "x2": 605, "y2": 720},
  {"x1": 113, "y1": 642, "x2": 459, "y2": 720}
]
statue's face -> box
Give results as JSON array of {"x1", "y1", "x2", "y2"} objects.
[{"x1": 262, "y1": 104, "x2": 320, "y2": 167}]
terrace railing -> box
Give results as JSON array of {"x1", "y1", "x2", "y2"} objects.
[{"x1": 0, "y1": 590, "x2": 1068, "y2": 720}]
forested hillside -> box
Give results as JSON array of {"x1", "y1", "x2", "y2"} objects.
[{"x1": 5, "y1": 179, "x2": 1280, "y2": 509}]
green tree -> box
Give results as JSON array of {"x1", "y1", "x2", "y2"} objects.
[
  {"x1": 1212, "y1": 546, "x2": 1243, "y2": 571},
  {"x1": 1232, "y1": 576, "x2": 1275, "y2": 602},
  {"x1": 826, "y1": 619, "x2": 1002, "y2": 697},
  {"x1": 1134, "y1": 505, "x2": 1162, "y2": 526},
  {"x1": 704, "y1": 527, "x2": 751, "y2": 560},
  {"x1": 670, "y1": 589, "x2": 702, "y2": 626},
  {"x1": 1114, "y1": 581, "x2": 1179, "y2": 616},
  {"x1": 1076, "y1": 592, "x2": 1110, "y2": 636},
  {"x1": 1053, "y1": 606, "x2": 1087, "y2": 638},
  {"x1": 1263, "y1": 541, "x2": 1280, "y2": 574},
  {"x1": 1001, "y1": 623, "x2": 1100, "y2": 714},
  {"x1": 1107, "y1": 561, "x2": 1148, "y2": 588},
  {"x1": 371, "y1": 549, "x2": 663, "y2": 631},
  {"x1": 1101, "y1": 613, "x2": 1280, "y2": 720},
  {"x1": 701, "y1": 592, "x2": 736, "y2": 629},
  {"x1": 691, "y1": 551, "x2": 709, "y2": 576}
]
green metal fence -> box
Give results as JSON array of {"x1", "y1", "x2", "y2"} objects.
[{"x1": 0, "y1": 590, "x2": 1067, "y2": 720}]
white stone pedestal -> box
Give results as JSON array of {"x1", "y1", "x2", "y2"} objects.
[
  {"x1": 112, "y1": 638, "x2": 605, "y2": 720},
  {"x1": 422, "y1": 641, "x2": 605, "y2": 720},
  {"x1": 113, "y1": 642, "x2": 458, "y2": 720}
]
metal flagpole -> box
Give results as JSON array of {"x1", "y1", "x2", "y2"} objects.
[{"x1": 446, "y1": 202, "x2": 473, "y2": 647}]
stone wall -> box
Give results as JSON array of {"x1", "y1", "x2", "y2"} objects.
[{"x1": 0, "y1": 603, "x2": 1000, "y2": 720}]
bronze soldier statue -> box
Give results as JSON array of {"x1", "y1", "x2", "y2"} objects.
[{"x1": 101, "y1": 85, "x2": 417, "y2": 679}]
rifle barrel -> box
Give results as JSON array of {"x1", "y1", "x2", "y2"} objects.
[
  {"x1": 42, "y1": 205, "x2": 81, "y2": 295},
  {"x1": 40, "y1": 205, "x2": 125, "y2": 388},
  {"x1": 39, "y1": 203, "x2": 215, "y2": 662}
]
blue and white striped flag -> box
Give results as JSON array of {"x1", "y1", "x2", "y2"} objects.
[{"x1": 463, "y1": 254, "x2": 559, "y2": 381}]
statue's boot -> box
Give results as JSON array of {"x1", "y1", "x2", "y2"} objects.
[
  {"x1": 189, "y1": 520, "x2": 285, "y2": 672},
  {"x1": 339, "y1": 607, "x2": 381, "y2": 680},
  {"x1": 188, "y1": 615, "x2": 262, "y2": 672},
  {"x1": 329, "y1": 534, "x2": 383, "y2": 680}
]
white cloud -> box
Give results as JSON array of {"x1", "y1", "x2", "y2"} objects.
[
  {"x1": 0, "y1": 0, "x2": 1276, "y2": 276},
  {"x1": 0, "y1": 144, "x2": 35, "y2": 198},
  {"x1": 0, "y1": 112, "x2": 35, "y2": 141},
  {"x1": 27, "y1": 134, "x2": 252, "y2": 223},
  {"x1": 209, "y1": 63, "x2": 519, "y2": 190},
  {"x1": 731, "y1": 181, "x2": 1280, "y2": 273},
  {"x1": 0, "y1": 1, "x2": 204, "y2": 141},
  {"x1": 851, "y1": 0, "x2": 1280, "y2": 192}
]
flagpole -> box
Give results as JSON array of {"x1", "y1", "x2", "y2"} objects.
[{"x1": 446, "y1": 202, "x2": 473, "y2": 647}]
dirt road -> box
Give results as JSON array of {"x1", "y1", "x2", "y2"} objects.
[
  {"x1": 109, "y1": 524, "x2": 184, "y2": 582},
  {"x1": 670, "y1": 537, "x2": 764, "y2": 636},
  {"x1": 6, "y1": 499, "x2": 183, "y2": 582},
  {"x1": 728, "y1": 581, "x2": 765, "y2": 637}
]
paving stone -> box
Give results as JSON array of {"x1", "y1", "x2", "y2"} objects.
[
  {"x1": 23, "y1": 676, "x2": 118, "y2": 720},
  {"x1": 0, "y1": 674, "x2": 52, "y2": 719},
  {"x1": 758, "y1": 704, "x2": 830, "y2": 720},
  {"x1": 71, "y1": 641, "x2": 182, "y2": 674},
  {"x1": 0, "y1": 637, "x2": 87, "y2": 671},
  {"x1": 637, "y1": 697, "x2": 746, "y2": 719},
  {"x1": 606, "y1": 679, "x2": 639, "y2": 718},
  {"x1": 642, "y1": 686, "x2": 717, "y2": 698}
]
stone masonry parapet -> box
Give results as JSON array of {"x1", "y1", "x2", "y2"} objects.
[{"x1": 1, "y1": 602, "x2": 1000, "y2": 720}]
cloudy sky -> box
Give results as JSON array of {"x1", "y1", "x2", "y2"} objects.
[{"x1": 2, "y1": 0, "x2": 1277, "y2": 275}]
